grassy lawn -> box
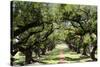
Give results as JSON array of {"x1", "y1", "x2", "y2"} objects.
[
  {"x1": 13, "y1": 43, "x2": 93, "y2": 65},
  {"x1": 40, "y1": 43, "x2": 92, "y2": 64}
]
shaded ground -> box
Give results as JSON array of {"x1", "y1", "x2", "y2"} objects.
[
  {"x1": 13, "y1": 43, "x2": 93, "y2": 66},
  {"x1": 40, "y1": 43, "x2": 92, "y2": 64}
]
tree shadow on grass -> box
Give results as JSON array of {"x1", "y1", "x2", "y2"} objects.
[
  {"x1": 51, "y1": 57, "x2": 60, "y2": 60},
  {"x1": 65, "y1": 57, "x2": 80, "y2": 61},
  {"x1": 64, "y1": 56, "x2": 91, "y2": 62}
]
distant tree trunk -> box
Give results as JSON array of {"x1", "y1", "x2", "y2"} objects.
[
  {"x1": 71, "y1": 43, "x2": 77, "y2": 52},
  {"x1": 77, "y1": 36, "x2": 83, "y2": 54},
  {"x1": 68, "y1": 43, "x2": 73, "y2": 50},
  {"x1": 33, "y1": 46, "x2": 41, "y2": 58},
  {"x1": 82, "y1": 44, "x2": 87, "y2": 56},
  {"x1": 77, "y1": 46, "x2": 80, "y2": 53},
  {"x1": 90, "y1": 45, "x2": 97, "y2": 61},
  {"x1": 25, "y1": 46, "x2": 33, "y2": 64},
  {"x1": 41, "y1": 48, "x2": 46, "y2": 55}
]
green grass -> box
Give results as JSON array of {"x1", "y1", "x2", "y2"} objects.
[
  {"x1": 40, "y1": 43, "x2": 92, "y2": 64},
  {"x1": 13, "y1": 43, "x2": 93, "y2": 65}
]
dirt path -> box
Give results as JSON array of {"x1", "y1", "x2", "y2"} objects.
[{"x1": 57, "y1": 43, "x2": 68, "y2": 63}]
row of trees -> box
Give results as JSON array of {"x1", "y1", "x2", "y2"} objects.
[
  {"x1": 11, "y1": 1, "x2": 58, "y2": 65},
  {"x1": 63, "y1": 5, "x2": 97, "y2": 61},
  {"x1": 11, "y1": 1, "x2": 97, "y2": 65}
]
